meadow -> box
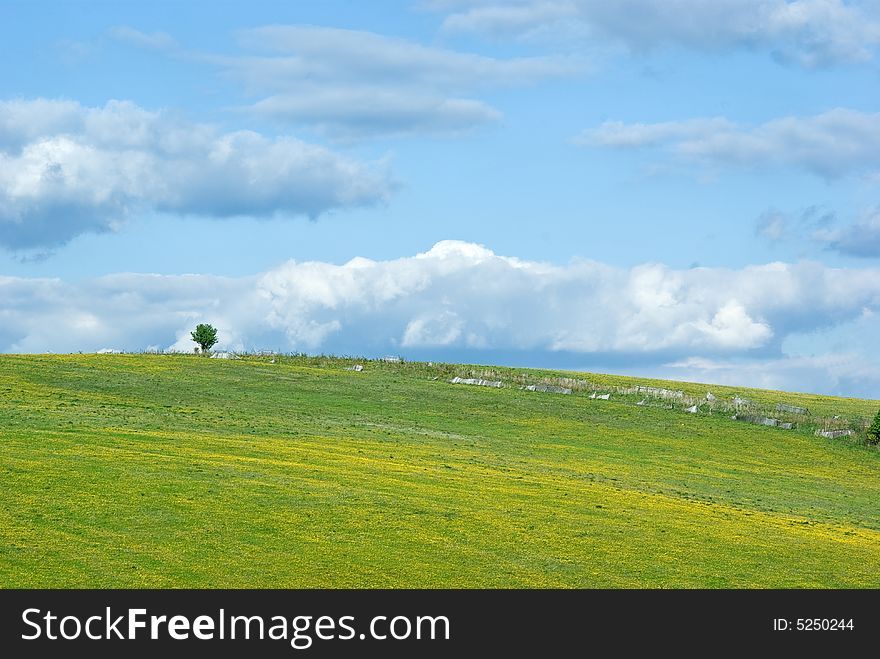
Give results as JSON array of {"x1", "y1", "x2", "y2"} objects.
[{"x1": 1, "y1": 353, "x2": 878, "y2": 588}]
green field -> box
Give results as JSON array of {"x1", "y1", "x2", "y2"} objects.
[{"x1": 1, "y1": 354, "x2": 879, "y2": 588}]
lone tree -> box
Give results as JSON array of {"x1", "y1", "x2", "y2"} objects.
[
  {"x1": 191, "y1": 323, "x2": 219, "y2": 355},
  {"x1": 868, "y1": 409, "x2": 880, "y2": 446}
]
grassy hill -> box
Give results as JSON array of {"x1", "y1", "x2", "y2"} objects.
[{"x1": 1, "y1": 353, "x2": 878, "y2": 588}]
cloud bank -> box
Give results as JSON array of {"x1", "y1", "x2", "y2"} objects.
[
  {"x1": 2, "y1": 240, "x2": 879, "y2": 396},
  {"x1": 0, "y1": 98, "x2": 392, "y2": 249}
]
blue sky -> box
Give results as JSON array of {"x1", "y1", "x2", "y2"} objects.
[{"x1": 1, "y1": 0, "x2": 880, "y2": 397}]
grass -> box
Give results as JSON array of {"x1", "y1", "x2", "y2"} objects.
[{"x1": 1, "y1": 353, "x2": 879, "y2": 588}]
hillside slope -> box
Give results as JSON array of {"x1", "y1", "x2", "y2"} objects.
[{"x1": 1, "y1": 354, "x2": 878, "y2": 587}]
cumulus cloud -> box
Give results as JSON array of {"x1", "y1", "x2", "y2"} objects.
[
  {"x1": 430, "y1": 0, "x2": 880, "y2": 66},
  {"x1": 3, "y1": 240, "x2": 880, "y2": 394},
  {"x1": 0, "y1": 98, "x2": 392, "y2": 249},
  {"x1": 579, "y1": 109, "x2": 880, "y2": 178}
]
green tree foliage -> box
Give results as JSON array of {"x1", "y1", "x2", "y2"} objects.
[
  {"x1": 867, "y1": 409, "x2": 880, "y2": 445},
  {"x1": 191, "y1": 323, "x2": 219, "y2": 354}
]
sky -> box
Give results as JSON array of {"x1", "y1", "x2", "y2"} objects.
[{"x1": 1, "y1": 0, "x2": 879, "y2": 397}]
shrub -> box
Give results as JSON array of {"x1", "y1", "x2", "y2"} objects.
[{"x1": 867, "y1": 409, "x2": 880, "y2": 445}]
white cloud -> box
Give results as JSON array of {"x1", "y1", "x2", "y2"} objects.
[
  {"x1": 579, "y1": 109, "x2": 880, "y2": 178},
  {"x1": 231, "y1": 25, "x2": 578, "y2": 87},
  {"x1": 754, "y1": 205, "x2": 836, "y2": 243},
  {"x1": 814, "y1": 209, "x2": 880, "y2": 257},
  {"x1": 108, "y1": 26, "x2": 179, "y2": 52},
  {"x1": 755, "y1": 210, "x2": 790, "y2": 241},
  {"x1": 754, "y1": 205, "x2": 880, "y2": 257},
  {"x1": 662, "y1": 353, "x2": 880, "y2": 398},
  {"x1": 2, "y1": 240, "x2": 880, "y2": 395},
  {"x1": 0, "y1": 98, "x2": 83, "y2": 150},
  {"x1": 402, "y1": 310, "x2": 465, "y2": 346},
  {"x1": 250, "y1": 89, "x2": 502, "y2": 141},
  {"x1": 582, "y1": 117, "x2": 736, "y2": 148},
  {"x1": 0, "y1": 98, "x2": 392, "y2": 249},
  {"x1": 439, "y1": 2, "x2": 580, "y2": 39},
  {"x1": 431, "y1": 0, "x2": 880, "y2": 66},
  {"x1": 199, "y1": 24, "x2": 581, "y2": 140}
]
